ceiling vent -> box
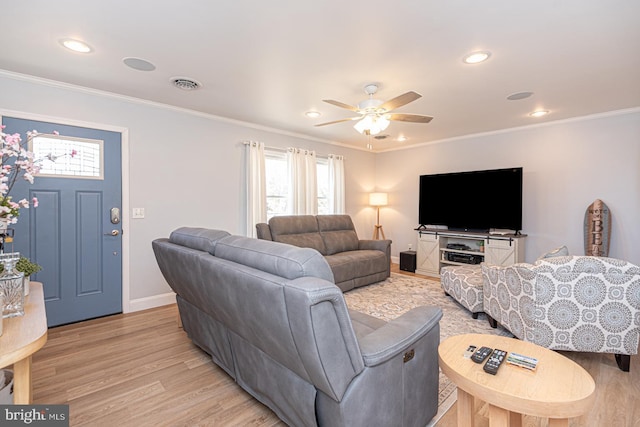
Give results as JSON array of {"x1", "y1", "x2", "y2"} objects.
[{"x1": 171, "y1": 77, "x2": 201, "y2": 91}]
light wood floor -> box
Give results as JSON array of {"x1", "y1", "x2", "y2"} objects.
[{"x1": 30, "y1": 265, "x2": 639, "y2": 426}]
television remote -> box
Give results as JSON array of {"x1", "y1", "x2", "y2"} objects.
[
  {"x1": 483, "y1": 349, "x2": 507, "y2": 375},
  {"x1": 471, "y1": 346, "x2": 493, "y2": 363},
  {"x1": 463, "y1": 345, "x2": 477, "y2": 359}
]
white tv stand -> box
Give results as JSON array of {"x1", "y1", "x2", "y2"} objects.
[{"x1": 415, "y1": 229, "x2": 526, "y2": 278}]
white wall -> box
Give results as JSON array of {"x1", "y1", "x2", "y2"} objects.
[
  {"x1": 375, "y1": 109, "x2": 640, "y2": 264},
  {"x1": 0, "y1": 72, "x2": 377, "y2": 309},
  {"x1": 2, "y1": 71, "x2": 638, "y2": 311}
]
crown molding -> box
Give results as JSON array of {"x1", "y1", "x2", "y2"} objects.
[
  {"x1": 2, "y1": 69, "x2": 636, "y2": 155},
  {"x1": 376, "y1": 107, "x2": 640, "y2": 153},
  {"x1": 0, "y1": 69, "x2": 368, "y2": 152}
]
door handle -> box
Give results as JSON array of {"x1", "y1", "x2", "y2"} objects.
[{"x1": 105, "y1": 230, "x2": 120, "y2": 236}]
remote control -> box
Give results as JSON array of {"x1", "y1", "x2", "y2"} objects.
[
  {"x1": 471, "y1": 346, "x2": 493, "y2": 363},
  {"x1": 483, "y1": 349, "x2": 507, "y2": 375},
  {"x1": 463, "y1": 345, "x2": 477, "y2": 358}
]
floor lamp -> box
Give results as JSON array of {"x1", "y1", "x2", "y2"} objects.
[{"x1": 370, "y1": 192, "x2": 388, "y2": 240}]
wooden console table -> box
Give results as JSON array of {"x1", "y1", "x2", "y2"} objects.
[
  {"x1": 439, "y1": 333, "x2": 595, "y2": 427},
  {"x1": 0, "y1": 282, "x2": 48, "y2": 404}
]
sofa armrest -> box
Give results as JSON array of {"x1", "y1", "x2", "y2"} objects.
[
  {"x1": 359, "y1": 239, "x2": 392, "y2": 278},
  {"x1": 358, "y1": 239, "x2": 391, "y2": 252},
  {"x1": 255, "y1": 223, "x2": 272, "y2": 240},
  {"x1": 357, "y1": 306, "x2": 442, "y2": 367},
  {"x1": 482, "y1": 263, "x2": 537, "y2": 341}
]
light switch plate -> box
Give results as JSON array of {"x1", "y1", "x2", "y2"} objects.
[{"x1": 132, "y1": 208, "x2": 145, "y2": 219}]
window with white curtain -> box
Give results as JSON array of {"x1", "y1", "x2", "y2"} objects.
[
  {"x1": 265, "y1": 150, "x2": 289, "y2": 218},
  {"x1": 316, "y1": 157, "x2": 330, "y2": 215},
  {"x1": 263, "y1": 148, "x2": 340, "y2": 219}
]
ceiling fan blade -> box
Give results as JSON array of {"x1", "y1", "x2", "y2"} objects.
[
  {"x1": 323, "y1": 99, "x2": 360, "y2": 112},
  {"x1": 379, "y1": 91, "x2": 422, "y2": 111},
  {"x1": 314, "y1": 117, "x2": 361, "y2": 127},
  {"x1": 387, "y1": 113, "x2": 433, "y2": 123}
]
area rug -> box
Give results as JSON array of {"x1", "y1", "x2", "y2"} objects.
[{"x1": 343, "y1": 272, "x2": 512, "y2": 426}]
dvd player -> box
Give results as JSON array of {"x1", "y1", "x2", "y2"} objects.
[
  {"x1": 447, "y1": 243, "x2": 471, "y2": 250},
  {"x1": 447, "y1": 253, "x2": 483, "y2": 264}
]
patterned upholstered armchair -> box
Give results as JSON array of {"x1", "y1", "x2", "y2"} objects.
[{"x1": 482, "y1": 256, "x2": 640, "y2": 371}]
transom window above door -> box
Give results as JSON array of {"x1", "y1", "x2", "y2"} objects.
[{"x1": 30, "y1": 134, "x2": 104, "y2": 179}]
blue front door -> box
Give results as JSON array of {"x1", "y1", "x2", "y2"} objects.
[{"x1": 2, "y1": 116, "x2": 122, "y2": 327}]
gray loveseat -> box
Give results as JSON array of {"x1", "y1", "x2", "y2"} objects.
[
  {"x1": 153, "y1": 227, "x2": 442, "y2": 427},
  {"x1": 256, "y1": 215, "x2": 391, "y2": 292}
]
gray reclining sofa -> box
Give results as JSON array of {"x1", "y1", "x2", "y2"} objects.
[
  {"x1": 256, "y1": 215, "x2": 391, "y2": 292},
  {"x1": 153, "y1": 227, "x2": 442, "y2": 427}
]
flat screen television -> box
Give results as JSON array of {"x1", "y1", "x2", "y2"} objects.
[{"x1": 418, "y1": 167, "x2": 523, "y2": 233}]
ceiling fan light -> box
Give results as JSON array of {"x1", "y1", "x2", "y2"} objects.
[
  {"x1": 367, "y1": 116, "x2": 389, "y2": 135},
  {"x1": 377, "y1": 116, "x2": 390, "y2": 131},
  {"x1": 354, "y1": 114, "x2": 390, "y2": 135},
  {"x1": 354, "y1": 119, "x2": 366, "y2": 134},
  {"x1": 354, "y1": 115, "x2": 375, "y2": 134}
]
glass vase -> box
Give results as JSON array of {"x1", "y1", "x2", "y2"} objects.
[{"x1": 0, "y1": 252, "x2": 25, "y2": 318}]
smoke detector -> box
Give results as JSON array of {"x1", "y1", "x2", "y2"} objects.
[{"x1": 171, "y1": 77, "x2": 202, "y2": 91}]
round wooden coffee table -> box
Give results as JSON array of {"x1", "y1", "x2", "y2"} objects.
[
  {"x1": 0, "y1": 282, "x2": 48, "y2": 404},
  {"x1": 438, "y1": 333, "x2": 595, "y2": 427}
]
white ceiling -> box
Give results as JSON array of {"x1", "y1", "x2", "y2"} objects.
[{"x1": 2, "y1": 1, "x2": 639, "y2": 152}]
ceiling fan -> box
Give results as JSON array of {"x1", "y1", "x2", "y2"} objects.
[{"x1": 315, "y1": 84, "x2": 433, "y2": 135}]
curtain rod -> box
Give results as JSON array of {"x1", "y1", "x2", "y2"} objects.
[
  {"x1": 243, "y1": 140, "x2": 285, "y2": 152},
  {"x1": 242, "y1": 141, "x2": 344, "y2": 159}
]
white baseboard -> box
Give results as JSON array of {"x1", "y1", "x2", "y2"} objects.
[
  {"x1": 127, "y1": 291, "x2": 176, "y2": 313},
  {"x1": 391, "y1": 255, "x2": 399, "y2": 264}
]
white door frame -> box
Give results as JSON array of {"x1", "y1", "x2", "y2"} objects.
[{"x1": 1, "y1": 108, "x2": 132, "y2": 313}]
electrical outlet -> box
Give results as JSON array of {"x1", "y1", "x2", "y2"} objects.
[{"x1": 408, "y1": 244, "x2": 412, "y2": 250}]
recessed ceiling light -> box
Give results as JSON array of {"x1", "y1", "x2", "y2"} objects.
[
  {"x1": 507, "y1": 91, "x2": 534, "y2": 101},
  {"x1": 397, "y1": 135, "x2": 407, "y2": 142},
  {"x1": 463, "y1": 51, "x2": 491, "y2": 64},
  {"x1": 529, "y1": 109, "x2": 550, "y2": 118},
  {"x1": 305, "y1": 111, "x2": 321, "y2": 118},
  {"x1": 60, "y1": 38, "x2": 92, "y2": 53},
  {"x1": 123, "y1": 57, "x2": 156, "y2": 71}
]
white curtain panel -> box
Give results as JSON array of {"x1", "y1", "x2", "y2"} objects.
[
  {"x1": 246, "y1": 141, "x2": 266, "y2": 237},
  {"x1": 287, "y1": 148, "x2": 317, "y2": 215},
  {"x1": 328, "y1": 154, "x2": 345, "y2": 214}
]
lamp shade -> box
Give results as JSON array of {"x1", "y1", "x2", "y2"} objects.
[
  {"x1": 377, "y1": 115, "x2": 390, "y2": 132},
  {"x1": 354, "y1": 115, "x2": 390, "y2": 135},
  {"x1": 369, "y1": 192, "x2": 388, "y2": 206},
  {"x1": 354, "y1": 115, "x2": 375, "y2": 134}
]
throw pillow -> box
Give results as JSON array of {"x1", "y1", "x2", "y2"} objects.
[{"x1": 537, "y1": 245, "x2": 569, "y2": 260}]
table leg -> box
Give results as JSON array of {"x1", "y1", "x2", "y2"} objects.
[
  {"x1": 488, "y1": 404, "x2": 509, "y2": 427},
  {"x1": 509, "y1": 411, "x2": 522, "y2": 427},
  {"x1": 12, "y1": 356, "x2": 32, "y2": 404},
  {"x1": 548, "y1": 419, "x2": 569, "y2": 427},
  {"x1": 457, "y1": 388, "x2": 474, "y2": 427}
]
